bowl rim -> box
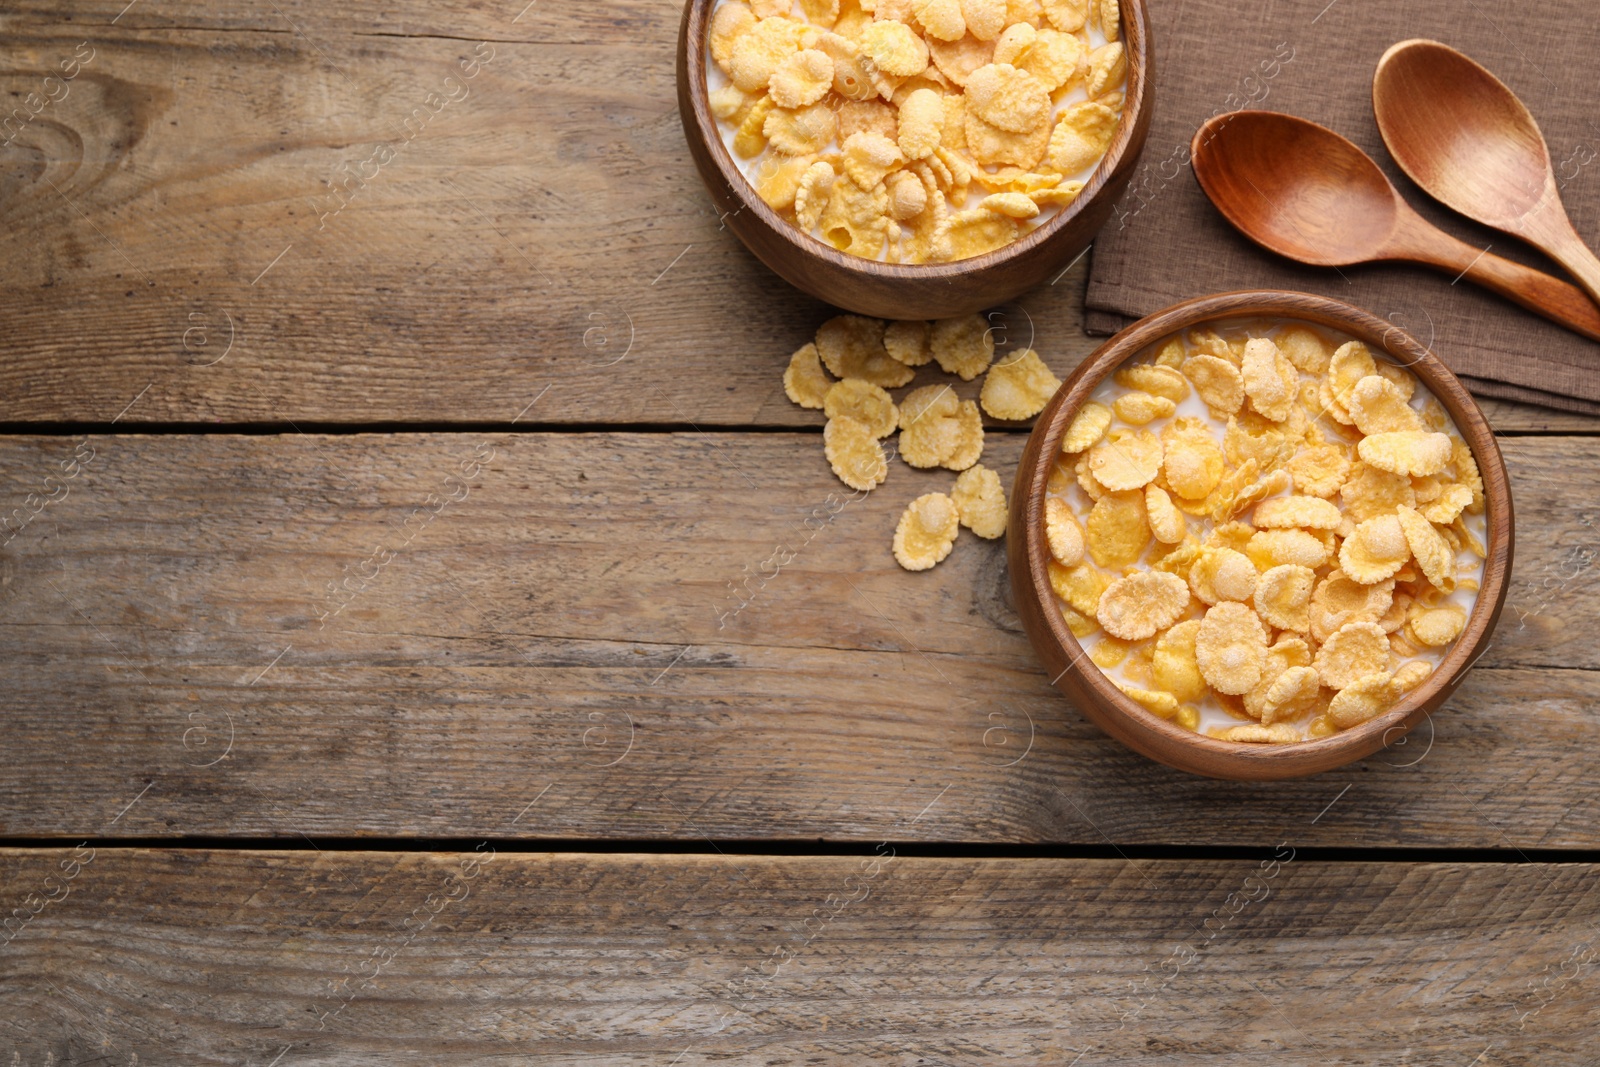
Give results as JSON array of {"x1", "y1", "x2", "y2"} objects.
[
  {"x1": 679, "y1": 0, "x2": 1152, "y2": 276},
  {"x1": 1018, "y1": 289, "x2": 1513, "y2": 774}
]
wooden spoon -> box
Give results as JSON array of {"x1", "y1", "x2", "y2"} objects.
[
  {"x1": 1374, "y1": 39, "x2": 1600, "y2": 308},
  {"x1": 1190, "y1": 110, "x2": 1600, "y2": 343}
]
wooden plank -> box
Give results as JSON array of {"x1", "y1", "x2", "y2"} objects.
[
  {"x1": 0, "y1": 11, "x2": 1594, "y2": 432},
  {"x1": 0, "y1": 848, "x2": 1595, "y2": 1063},
  {"x1": 2, "y1": 431, "x2": 1598, "y2": 844}
]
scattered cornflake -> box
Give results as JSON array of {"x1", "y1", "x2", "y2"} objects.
[
  {"x1": 824, "y1": 378, "x2": 899, "y2": 437},
  {"x1": 824, "y1": 416, "x2": 889, "y2": 490},
  {"x1": 880, "y1": 321, "x2": 930, "y2": 368},
  {"x1": 952, "y1": 463, "x2": 1008, "y2": 538},
  {"x1": 981, "y1": 348, "x2": 1061, "y2": 419},
  {"x1": 893, "y1": 491, "x2": 961, "y2": 570},
  {"x1": 930, "y1": 314, "x2": 997, "y2": 380},
  {"x1": 815, "y1": 314, "x2": 917, "y2": 387},
  {"x1": 783, "y1": 342, "x2": 833, "y2": 409},
  {"x1": 945, "y1": 399, "x2": 986, "y2": 470}
]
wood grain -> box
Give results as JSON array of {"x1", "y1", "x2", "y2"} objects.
[
  {"x1": 1, "y1": 431, "x2": 1597, "y2": 845},
  {"x1": 0, "y1": 848, "x2": 1595, "y2": 1064},
  {"x1": 0, "y1": 10, "x2": 1590, "y2": 431}
]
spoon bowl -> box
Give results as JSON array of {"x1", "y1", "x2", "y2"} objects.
[
  {"x1": 1191, "y1": 111, "x2": 1399, "y2": 265},
  {"x1": 1374, "y1": 39, "x2": 1600, "y2": 305}
]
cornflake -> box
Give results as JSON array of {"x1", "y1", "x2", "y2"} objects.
[
  {"x1": 824, "y1": 378, "x2": 899, "y2": 438},
  {"x1": 1212, "y1": 723, "x2": 1301, "y2": 744},
  {"x1": 1189, "y1": 547, "x2": 1257, "y2": 605},
  {"x1": 1097, "y1": 571, "x2": 1189, "y2": 640},
  {"x1": 1195, "y1": 601, "x2": 1268, "y2": 696},
  {"x1": 816, "y1": 314, "x2": 916, "y2": 387},
  {"x1": 1050, "y1": 558, "x2": 1108, "y2": 616},
  {"x1": 824, "y1": 416, "x2": 889, "y2": 490},
  {"x1": 1340, "y1": 514, "x2": 1411, "y2": 584},
  {"x1": 967, "y1": 63, "x2": 1052, "y2": 133},
  {"x1": 1183, "y1": 354, "x2": 1246, "y2": 415},
  {"x1": 893, "y1": 492, "x2": 961, "y2": 570},
  {"x1": 952, "y1": 463, "x2": 1008, "y2": 538},
  {"x1": 1144, "y1": 485, "x2": 1186, "y2": 544},
  {"x1": 930, "y1": 314, "x2": 997, "y2": 380},
  {"x1": 1314, "y1": 621, "x2": 1389, "y2": 690},
  {"x1": 783, "y1": 342, "x2": 833, "y2": 409},
  {"x1": 860, "y1": 19, "x2": 930, "y2": 77},
  {"x1": 1253, "y1": 495, "x2": 1341, "y2": 530},
  {"x1": 1259, "y1": 666, "x2": 1322, "y2": 726},
  {"x1": 1396, "y1": 504, "x2": 1453, "y2": 590},
  {"x1": 770, "y1": 49, "x2": 836, "y2": 107},
  {"x1": 1347, "y1": 375, "x2": 1421, "y2": 435},
  {"x1": 1085, "y1": 490, "x2": 1149, "y2": 568},
  {"x1": 1117, "y1": 363, "x2": 1189, "y2": 403},
  {"x1": 1254, "y1": 564, "x2": 1315, "y2": 632},
  {"x1": 1328, "y1": 672, "x2": 1396, "y2": 728},
  {"x1": 1120, "y1": 685, "x2": 1179, "y2": 718},
  {"x1": 1087, "y1": 428, "x2": 1162, "y2": 491},
  {"x1": 1154, "y1": 620, "x2": 1207, "y2": 703},
  {"x1": 945, "y1": 400, "x2": 986, "y2": 470},
  {"x1": 981, "y1": 348, "x2": 1061, "y2": 419},
  {"x1": 1240, "y1": 338, "x2": 1298, "y2": 422},
  {"x1": 1406, "y1": 603, "x2": 1466, "y2": 647},
  {"x1": 1288, "y1": 443, "x2": 1350, "y2": 498},
  {"x1": 1047, "y1": 102, "x2": 1118, "y2": 173},
  {"x1": 1062, "y1": 401, "x2": 1112, "y2": 453},
  {"x1": 1114, "y1": 391, "x2": 1176, "y2": 425},
  {"x1": 1358, "y1": 431, "x2": 1453, "y2": 477},
  {"x1": 1043, "y1": 0, "x2": 1088, "y2": 32}
]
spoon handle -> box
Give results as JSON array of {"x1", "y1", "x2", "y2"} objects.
[
  {"x1": 1542, "y1": 224, "x2": 1600, "y2": 312},
  {"x1": 1402, "y1": 235, "x2": 1600, "y2": 344}
]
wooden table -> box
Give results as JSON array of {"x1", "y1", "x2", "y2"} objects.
[{"x1": 2, "y1": 3, "x2": 1597, "y2": 1062}]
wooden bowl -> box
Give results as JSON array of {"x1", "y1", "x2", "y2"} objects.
[
  {"x1": 1006, "y1": 290, "x2": 1513, "y2": 780},
  {"x1": 675, "y1": 0, "x2": 1153, "y2": 320}
]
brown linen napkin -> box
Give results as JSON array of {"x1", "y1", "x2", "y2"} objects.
[{"x1": 1083, "y1": 0, "x2": 1600, "y2": 414}]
